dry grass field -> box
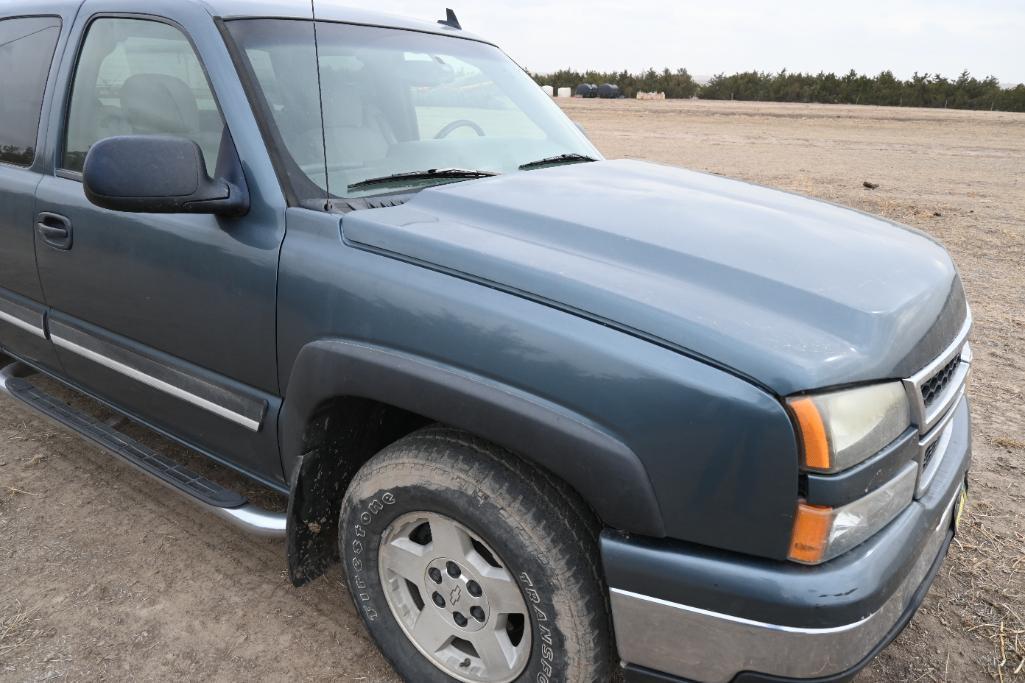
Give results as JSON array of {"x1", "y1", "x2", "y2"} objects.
[{"x1": 1, "y1": 99, "x2": 1023, "y2": 681}]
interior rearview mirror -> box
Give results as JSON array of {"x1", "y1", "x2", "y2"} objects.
[{"x1": 83, "y1": 135, "x2": 249, "y2": 217}]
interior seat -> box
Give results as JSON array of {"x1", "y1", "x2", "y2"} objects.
[
  {"x1": 120, "y1": 73, "x2": 201, "y2": 136},
  {"x1": 317, "y1": 75, "x2": 393, "y2": 166},
  {"x1": 119, "y1": 73, "x2": 221, "y2": 168}
]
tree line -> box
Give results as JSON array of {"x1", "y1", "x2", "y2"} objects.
[
  {"x1": 531, "y1": 68, "x2": 701, "y2": 100},
  {"x1": 528, "y1": 68, "x2": 1025, "y2": 112}
]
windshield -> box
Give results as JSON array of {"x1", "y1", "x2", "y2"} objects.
[{"x1": 226, "y1": 20, "x2": 601, "y2": 203}]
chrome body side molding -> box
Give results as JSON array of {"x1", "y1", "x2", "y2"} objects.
[
  {"x1": 49, "y1": 320, "x2": 266, "y2": 432},
  {"x1": 0, "y1": 361, "x2": 285, "y2": 538},
  {"x1": 0, "y1": 292, "x2": 46, "y2": 338}
]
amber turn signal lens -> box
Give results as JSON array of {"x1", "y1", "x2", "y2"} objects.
[
  {"x1": 788, "y1": 397, "x2": 831, "y2": 471},
  {"x1": 788, "y1": 502, "x2": 833, "y2": 564}
]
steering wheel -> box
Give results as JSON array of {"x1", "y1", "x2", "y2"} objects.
[{"x1": 434, "y1": 119, "x2": 486, "y2": 139}]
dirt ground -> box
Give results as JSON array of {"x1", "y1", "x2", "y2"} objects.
[{"x1": 2, "y1": 99, "x2": 1024, "y2": 682}]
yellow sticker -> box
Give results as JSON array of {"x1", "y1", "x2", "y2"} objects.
[{"x1": 954, "y1": 487, "x2": 967, "y2": 532}]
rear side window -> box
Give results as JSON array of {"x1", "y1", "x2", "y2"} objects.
[
  {"x1": 63, "y1": 18, "x2": 224, "y2": 175},
  {"x1": 0, "y1": 16, "x2": 62, "y2": 167}
]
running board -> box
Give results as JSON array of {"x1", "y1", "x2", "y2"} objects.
[{"x1": 0, "y1": 361, "x2": 286, "y2": 538}]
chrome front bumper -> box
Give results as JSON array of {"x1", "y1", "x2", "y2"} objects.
[
  {"x1": 611, "y1": 488, "x2": 956, "y2": 682},
  {"x1": 608, "y1": 395, "x2": 971, "y2": 683}
]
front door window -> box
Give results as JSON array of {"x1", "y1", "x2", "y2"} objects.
[{"x1": 63, "y1": 18, "x2": 224, "y2": 175}]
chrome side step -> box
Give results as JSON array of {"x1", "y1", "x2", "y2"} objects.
[{"x1": 0, "y1": 361, "x2": 286, "y2": 538}]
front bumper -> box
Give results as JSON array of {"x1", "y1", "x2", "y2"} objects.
[{"x1": 604, "y1": 396, "x2": 971, "y2": 683}]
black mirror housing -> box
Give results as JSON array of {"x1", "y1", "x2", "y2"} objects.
[{"x1": 83, "y1": 135, "x2": 249, "y2": 217}]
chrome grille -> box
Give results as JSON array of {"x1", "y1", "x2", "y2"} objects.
[
  {"x1": 903, "y1": 314, "x2": 972, "y2": 497},
  {"x1": 922, "y1": 441, "x2": 940, "y2": 470},
  {"x1": 922, "y1": 355, "x2": 960, "y2": 407}
]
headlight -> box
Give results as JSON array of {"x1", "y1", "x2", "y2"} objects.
[
  {"x1": 789, "y1": 463, "x2": 917, "y2": 564},
  {"x1": 787, "y1": 382, "x2": 911, "y2": 473}
]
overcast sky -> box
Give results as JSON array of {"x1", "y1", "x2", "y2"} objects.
[{"x1": 339, "y1": 0, "x2": 1025, "y2": 84}]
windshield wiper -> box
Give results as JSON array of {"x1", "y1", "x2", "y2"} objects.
[
  {"x1": 518, "y1": 153, "x2": 597, "y2": 171},
  {"x1": 348, "y1": 168, "x2": 498, "y2": 192}
]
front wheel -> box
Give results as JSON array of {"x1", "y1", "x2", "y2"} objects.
[{"x1": 339, "y1": 426, "x2": 613, "y2": 683}]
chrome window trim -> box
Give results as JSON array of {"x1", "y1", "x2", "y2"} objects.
[{"x1": 50, "y1": 332, "x2": 263, "y2": 432}]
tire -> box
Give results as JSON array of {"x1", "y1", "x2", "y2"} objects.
[{"x1": 339, "y1": 425, "x2": 613, "y2": 683}]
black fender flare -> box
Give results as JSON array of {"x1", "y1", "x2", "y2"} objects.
[{"x1": 280, "y1": 339, "x2": 664, "y2": 584}]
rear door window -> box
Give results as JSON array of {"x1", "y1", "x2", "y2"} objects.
[{"x1": 0, "y1": 16, "x2": 62, "y2": 167}]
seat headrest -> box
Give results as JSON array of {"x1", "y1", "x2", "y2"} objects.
[{"x1": 120, "y1": 74, "x2": 200, "y2": 136}]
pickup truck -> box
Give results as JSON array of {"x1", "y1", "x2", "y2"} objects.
[{"x1": 0, "y1": 1, "x2": 973, "y2": 682}]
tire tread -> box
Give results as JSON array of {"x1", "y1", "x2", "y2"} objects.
[{"x1": 343, "y1": 425, "x2": 614, "y2": 682}]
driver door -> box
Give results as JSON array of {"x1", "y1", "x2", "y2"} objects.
[{"x1": 33, "y1": 8, "x2": 286, "y2": 484}]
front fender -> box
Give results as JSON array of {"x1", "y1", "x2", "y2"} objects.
[
  {"x1": 276, "y1": 209, "x2": 799, "y2": 574},
  {"x1": 280, "y1": 338, "x2": 665, "y2": 534}
]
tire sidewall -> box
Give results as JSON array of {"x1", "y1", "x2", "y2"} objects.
[{"x1": 341, "y1": 480, "x2": 568, "y2": 683}]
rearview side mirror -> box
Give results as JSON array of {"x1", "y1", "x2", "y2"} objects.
[{"x1": 83, "y1": 135, "x2": 249, "y2": 217}]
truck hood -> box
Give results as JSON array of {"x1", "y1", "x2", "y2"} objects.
[{"x1": 342, "y1": 160, "x2": 967, "y2": 395}]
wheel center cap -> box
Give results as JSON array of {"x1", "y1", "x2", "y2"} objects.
[{"x1": 425, "y1": 557, "x2": 491, "y2": 633}]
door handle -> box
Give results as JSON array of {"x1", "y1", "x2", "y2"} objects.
[{"x1": 36, "y1": 212, "x2": 73, "y2": 250}]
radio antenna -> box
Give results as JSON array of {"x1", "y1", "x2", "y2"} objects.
[{"x1": 438, "y1": 8, "x2": 462, "y2": 30}]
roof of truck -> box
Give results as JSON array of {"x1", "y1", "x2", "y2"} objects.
[
  {"x1": 2, "y1": 0, "x2": 488, "y2": 43},
  {"x1": 199, "y1": 0, "x2": 488, "y2": 42}
]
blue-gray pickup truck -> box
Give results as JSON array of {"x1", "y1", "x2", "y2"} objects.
[{"x1": 0, "y1": 2, "x2": 973, "y2": 681}]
